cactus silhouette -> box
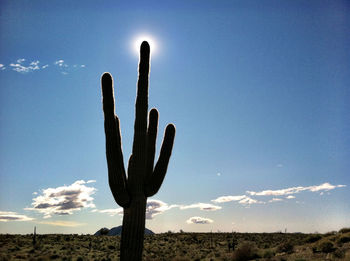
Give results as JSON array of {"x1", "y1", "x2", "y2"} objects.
[{"x1": 101, "y1": 41, "x2": 175, "y2": 260}]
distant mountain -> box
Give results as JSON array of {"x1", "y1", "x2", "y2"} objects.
[{"x1": 94, "y1": 226, "x2": 154, "y2": 236}]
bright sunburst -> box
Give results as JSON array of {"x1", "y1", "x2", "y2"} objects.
[{"x1": 133, "y1": 35, "x2": 157, "y2": 55}]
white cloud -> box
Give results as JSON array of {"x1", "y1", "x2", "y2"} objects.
[
  {"x1": 87, "y1": 180, "x2": 96, "y2": 184},
  {"x1": 238, "y1": 196, "x2": 262, "y2": 205},
  {"x1": 146, "y1": 199, "x2": 178, "y2": 219},
  {"x1": 211, "y1": 195, "x2": 262, "y2": 205},
  {"x1": 25, "y1": 180, "x2": 96, "y2": 218},
  {"x1": 211, "y1": 195, "x2": 247, "y2": 203},
  {"x1": 9, "y1": 60, "x2": 40, "y2": 73},
  {"x1": 247, "y1": 183, "x2": 346, "y2": 196},
  {"x1": 4, "y1": 59, "x2": 85, "y2": 73},
  {"x1": 180, "y1": 203, "x2": 221, "y2": 211},
  {"x1": 269, "y1": 198, "x2": 283, "y2": 203},
  {"x1": 186, "y1": 216, "x2": 213, "y2": 224},
  {"x1": 30, "y1": 60, "x2": 40, "y2": 66},
  {"x1": 55, "y1": 60, "x2": 65, "y2": 67},
  {"x1": 0, "y1": 211, "x2": 34, "y2": 222},
  {"x1": 286, "y1": 195, "x2": 295, "y2": 199}
]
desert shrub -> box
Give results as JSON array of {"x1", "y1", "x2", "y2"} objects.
[
  {"x1": 107, "y1": 245, "x2": 116, "y2": 250},
  {"x1": 305, "y1": 234, "x2": 322, "y2": 243},
  {"x1": 337, "y1": 235, "x2": 350, "y2": 244},
  {"x1": 232, "y1": 241, "x2": 259, "y2": 261},
  {"x1": 262, "y1": 249, "x2": 274, "y2": 258},
  {"x1": 276, "y1": 241, "x2": 294, "y2": 254},
  {"x1": 172, "y1": 257, "x2": 191, "y2": 261},
  {"x1": 333, "y1": 248, "x2": 345, "y2": 258},
  {"x1": 318, "y1": 240, "x2": 334, "y2": 253},
  {"x1": 339, "y1": 228, "x2": 350, "y2": 234}
]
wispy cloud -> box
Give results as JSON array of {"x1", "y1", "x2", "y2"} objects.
[
  {"x1": 0, "y1": 211, "x2": 34, "y2": 222},
  {"x1": 37, "y1": 220, "x2": 85, "y2": 227},
  {"x1": 269, "y1": 198, "x2": 283, "y2": 203},
  {"x1": 54, "y1": 60, "x2": 67, "y2": 67},
  {"x1": 10, "y1": 59, "x2": 40, "y2": 73},
  {"x1": 186, "y1": 216, "x2": 213, "y2": 224},
  {"x1": 286, "y1": 195, "x2": 295, "y2": 199},
  {"x1": 25, "y1": 180, "x2": 96, "y2": 218},
  {"x1": 96, "y1": 200, "x2": 221, "y2": 220},
  {"x1": 211, "y1": 195, "x2": 262, "y2": 205},
  {"x1": 211, "y1": 195, "x2": 246, "y2": 203},
  {"x1": 247, "y1": 183, "x2": 346, "y2": 197},
  {"x1": 1, "y1": 58, "x2": 86, "y2": 73},
  {"x1": 180, "y1": 203, "x2": 221, "y2": 211}
]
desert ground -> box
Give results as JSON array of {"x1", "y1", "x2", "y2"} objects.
[{"x1": 1, "y1": 229, "x2": 350, "y2": 260}]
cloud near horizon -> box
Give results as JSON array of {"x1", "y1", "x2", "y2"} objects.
[
  {"x1": 37, "y1": 220, "x2": 85, "y2": 227},
  {"x1": 0, "y1": 211, "x2": 34, "y2": 222},
  {"x1": 25, "y1": 180, "x2": 96, "y2": 218},
  {"x1": 186, "y1": 216, "x2": 213, "y2": 225},
  {"x1": 146, "y1": 200, "x2": 179, "y2": 219},
  {"x1": 93, "y1": 200, "x2": 178, "y2": 220},
  {"x1": 95, "y1": 200, "x2": 222, "y2": 220}
]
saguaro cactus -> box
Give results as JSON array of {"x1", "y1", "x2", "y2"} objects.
[{"x1": 101, "y1": 41, "x2": 175, "y2": 260}]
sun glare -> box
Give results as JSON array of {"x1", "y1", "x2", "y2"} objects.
[{"x1": 133, "y1": 35, "x2": 157, "y2": 55}]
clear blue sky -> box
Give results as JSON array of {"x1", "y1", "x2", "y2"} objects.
[{"x1": 0, "y1": 0, "x2": 349, "y2": 234}]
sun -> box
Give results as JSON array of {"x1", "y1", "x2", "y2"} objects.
[{"x1": 133, "y1": 35, "x2": 157, "y2": 55}]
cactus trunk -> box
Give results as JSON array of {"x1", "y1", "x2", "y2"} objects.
[{"x1": 120, "y1": 197, "x2": 147, "y2": 260}]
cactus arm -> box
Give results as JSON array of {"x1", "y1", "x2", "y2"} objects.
[
  {"x1": 101, "y1": 73, "x2": 130, "y2": 207},
  {"x1": 129, "y1": 41, "x2": 150, "y2": 190},
  {"x1": 145, "y1": 124, "x2": 175, "y2": 197},
  {"x1": 131, "y1": 41, "x2": 150, "y2": 158},
  {"x1": 145, "y1": 108, "x2": 158, "y2": 181}
]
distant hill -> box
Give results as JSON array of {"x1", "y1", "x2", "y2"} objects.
[{"x1": 94, "y1": 226, "x2": 154, "y2": 236}]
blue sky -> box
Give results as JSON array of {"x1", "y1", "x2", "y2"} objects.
[{"x1": 0, "y1": 0, "x2": 349, "y2": 234}]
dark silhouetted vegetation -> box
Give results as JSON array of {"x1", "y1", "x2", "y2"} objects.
[{"x1": 2, "y1": 230, "x2": 350, "y2": 260}]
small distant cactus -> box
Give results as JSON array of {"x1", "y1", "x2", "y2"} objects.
[
  {"x1": 101, "y1": 41, "x2": 175, "y2": 260},
  {"x1": 33, "y1": 226, "x2": 36, "y2": 246}
]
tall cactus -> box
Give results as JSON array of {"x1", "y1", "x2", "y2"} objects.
[{"x1": 101, "y1": 41, "x2": 175, "y2": 260}]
